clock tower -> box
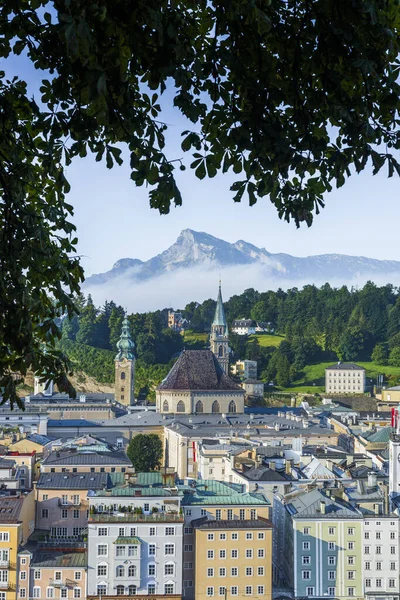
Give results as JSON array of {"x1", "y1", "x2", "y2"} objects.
[{"x1": 114, "y1": 315, "x2": 136, "y2": 407}]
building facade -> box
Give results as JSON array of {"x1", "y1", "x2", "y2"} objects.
[
  {"x1": 87, "y1": 492, "x2": 184, "y2": 598},
  {"x1": 325, "y1": 363, "x2": 366, "y2": 394}
]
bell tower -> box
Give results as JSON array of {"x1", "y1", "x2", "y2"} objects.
[
  {"x1": 114, "y1": 315, "x2": 136, "y2": 406},
  {"x1": 210, "y1": 282, "x2": 229, "y2": 374}
]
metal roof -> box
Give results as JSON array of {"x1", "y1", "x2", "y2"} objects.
[
  {"x1": 43, "y1": 451, "x2": 131, "y2": 466},
  {"x1": 32, "y1": 550, "x2": 87, "y2": 568},
  {"x1": 36, "y1": 472, "x2": 110, "y2": 490},
  {"x1": 137, "y1": 472, "x2": 163, "y2": 486},
  {"x1": 193, "y1": 517, "x2": 273, "y2": 529}
]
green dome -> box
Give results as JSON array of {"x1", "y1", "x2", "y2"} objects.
[{"x1": 115, "y1": 316, "x2": 135, "y2": 361}]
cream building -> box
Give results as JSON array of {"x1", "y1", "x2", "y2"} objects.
[{"x1": 325, "y1": 362, "x2": 366, "y2": 394}]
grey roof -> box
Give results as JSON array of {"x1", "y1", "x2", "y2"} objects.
[
  {"x1": 193, "y1": 517, "x2": 273, "y2": 530},
  {"x1": 42, "y1": 450, "x2": 131, "y2": 466},
  {"x1": 286, "y1": 488, "x2": 362, "y2": 519},
  {"x1": 0, "y1": 458, "x2": 15, "y2": 469},
  {"x1": 26, "y1": 434, "x2": 56, "y2": 446},
  {"x1": 157, "y1": 350, "x2": 242, "y2": 392},
  {"x1": 325, "y1": 363, "x2": 365, "y2": 371},
  {"x1": 36, "y1": 472, "x2": 110, "y2": 490},
  {"x1": 32, "y1": 550, "x2": 87, "y2": 568},
  {"x1": 237, "y1": 466, "x2": 291, "y2": 482},
  {"x1": 48, "y1": 419, "x2": 101, "y2": 428}
]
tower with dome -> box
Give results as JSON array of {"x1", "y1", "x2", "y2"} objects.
[{"x1": 114, "y1": 315, "x2": 136, "y2": 406}]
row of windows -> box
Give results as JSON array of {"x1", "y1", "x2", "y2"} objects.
[
  {"x1": 97, "y1": 525, "x2": 175, "y2": 536},
  {"x1": 365, "y1": 561, "x2": 398, "y2": 569},
  {"x1": 365, "y1": 546, "x2": 397, "y2": 554},
  {"x1": 305, "y1": 588, "x2": 336, "y2": 597},
  {"x1": 96, "y1": 504, "x2": 165, "y2": 515},
  {"x1": 303, "y1": 571, "x2": 355, "y2": 581},
  {"x1": 304, "y1": 526, "x2": 356, "y2": 535},
  {"x1": 207, "y1": 567, "x2": 265, "y2": 577},
  {"x1": 365, "y1": 530, "x2": 396, "y2": 540},
  {"x1": 327, "y1": 372, "x2": 362, "y2": 377},
  {"x1": 30, "y1": 588, "x2": 82, "y2": 599},
  {"x1": 184, "y1": 508, "x2": 258, "y2": 520},
  {"x1": 31, "y1": 571, "x2": 82, "y2": 581},
  {"x1": 98, "y1": 584, "x2": 174, "y2": 596},
  {"x1": 162, "y1": 400, "x2": 237, "y2": 413},
  {"x1": 365, "y1": 579, "x2": 397, "y2": 588},
  {"x1": 42, "y1": 508, "x2": 87, "y2": 520},
  {"x1": 302, "y1": 556, "x2": 357, "y2": 566},
  {"x1": 97, "y1": 543, "x2": 173, "y2": 557},
  {"x1": 207, "y1": 532, "x2": 265, "y2": 541},
  {"x1": 206, "y1": 586, "x2": 265, "y2": 596},
  {"x1": 207, "y1": 548, "x2": 265, "y2": 559},
  {"x1": 96, "y1": 563, "x2": 175, "y2": 578}
]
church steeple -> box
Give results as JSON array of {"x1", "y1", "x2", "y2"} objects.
[
  {"x1": 210, "y1": 282, "x2": 229, "y2": 374},
  {"x1": 115, "y1": 315, "x2": 135, "y2": 406}
]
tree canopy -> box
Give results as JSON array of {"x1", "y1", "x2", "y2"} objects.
[
  {"x1": 127, "y1": 434, "x2": 163, "y2": 473},
  {"x1": 2, "y1": 0, "x2": 400, "y2": 403}
]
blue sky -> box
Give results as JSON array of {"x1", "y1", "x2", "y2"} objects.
[{"x1": 5, "y1": 52, "x2": 400, "y2": 279}]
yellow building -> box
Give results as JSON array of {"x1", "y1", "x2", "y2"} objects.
[
  {"x1": 0, "y1": 493, "x2": 35, "y2": 600},
  {"x1": 194, "y1": 517, "x2": 273, "y2": 600}
]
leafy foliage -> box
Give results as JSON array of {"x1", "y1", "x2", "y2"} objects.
[
  {"x1": 2, "y1": 0, "x2": 400, "y2": 402},
  {"x1": 127, "y1": 434, "x2": 163, "y2": 473}
]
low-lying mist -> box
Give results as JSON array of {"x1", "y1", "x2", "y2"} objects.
[{"x1": 82, "y1": 265, "x2": 400, "y2": 312}]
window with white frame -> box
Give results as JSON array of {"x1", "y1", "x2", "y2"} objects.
[
  {"x1": 258, "y1": 567, "x2": 264, "y2": 576},
  {"x1": 231, "y1": 587, "x2": 238, "y2": 596},
  {"x1": 231, "y1": 568, "x2": 238, "y2": 577},
  {"x1": 206, "y1": 587, "x2": 214, "y2": 597},
  {"x1": 97, "y1": 564, "x2": 107, "y2": 577},
  {"x1": 207, "y1": 568, "x2": 214, "y2": 578},
  {"x1": 257, "y1": 586, "x2": 265, "y2": 595},
  {"x1": 164, "y1": 544, "x2": 174, "y2": 556},
  {"x1": 219, "y1": 568, "x2": 226, "y2": 577},
  {"x1": 97, "y1": 544, "x2": 107, "y2": 557}
]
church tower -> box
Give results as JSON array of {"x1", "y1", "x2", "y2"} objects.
[
  {"x1": 115, "y1": 315, "x2": 136, "y2": 406},
  {"x1": 210, "y1": 282, "x2": 229, "y2": 374}
]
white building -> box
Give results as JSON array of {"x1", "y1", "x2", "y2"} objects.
[
  {"x1": 362, "y1": 514, "x2": 400, "y2": 598},
  {"x1": 325, "y1": 362, "x2": 366, "y2": 394},
  {"x1": 87, "y1": 491, "x2": 184, "y2": 598},
  {"x1": 231, "y1": 320, "x2": 256, "y2": 335}
]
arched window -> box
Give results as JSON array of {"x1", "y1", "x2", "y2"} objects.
[
  {"x1": 176, "y1": 400, "x2": 185, "y2": 413},
  {"x1": 116, "y1": 585, "x2": 125, "y2": 596},
  {"x1": 228, "y1": 400, "x2": 236, "y2": 413},
  {"x1": 163, "y1": 400, "x2": 169, "y2": 412},
  {"x1": 128, "y1": 565, "x2": 137, "y2": 577},
  {"x1": 128, "y1": 585, "x2": 137, "y2": 595},
  {"x1": 116, "y1": 566, "x2": 125, "y2": 577},
  {"x1": 195, "y1": 401, "x2": 204, "y2": 413},
  {"x1": 212, "y1": 401, "x2": 220, "y2": 413},
  {"x1": 121, "y1": 372, "x2": 126, "y2": 380},
  {"x1": 218, "y1": 345, "x2": 223, "y2": 357}
]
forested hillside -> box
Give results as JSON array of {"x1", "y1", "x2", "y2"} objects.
[{"x1": 61, "y1": 282, "x2": 400, "y2": 395}]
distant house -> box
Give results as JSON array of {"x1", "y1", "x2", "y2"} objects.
[
  {"x1": 232, "y1": 319, "x2": 256, "y2": 335},
  {"x1": 325, "y1": 362, "x2": 366, "y2": 394},
  {"x1": 255, "y1": 321, "x2": 275, "y2": 333},
  {"x1": 242, "y1": 379, "x2": 265, "y2": 398},
  {"x1": 167, "y1": 310, "x2": 189, "y2": 332},
  {"x1": 232, "y1": 360, "x2": 258, "y2": 380}
]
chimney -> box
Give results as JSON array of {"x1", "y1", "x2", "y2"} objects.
[
  {"x1": 285, "y1": 460, "x2": 292, "y2": 475},
  {"x1": 320, "y1": 500, "x2": 326, "y2": 515},
  {"x1": 269, "y1": 461, "x2": 275, "y2": 471},
  {"x1": 374, "y1": 503, "x2": 380, "y2": 516},
  {"x1": 275, "y1": 423, "x2": 280, "y2": 432},
  {"x1": 368, "y1": 472, "x2": 377, "y2": 488},
  {"x1": 302, "y1": 420, "x2": 309, "y2": 429}
]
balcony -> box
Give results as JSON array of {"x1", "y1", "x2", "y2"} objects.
[
  {"x1": 49, "y1": 578, "x2": 77, "y2": 588},
  {"x1": 0, "y1": 581, "x2": 15, "y2": 589},
  {"x1": 0, "y1": 560, "x2": 9, "y2": 568},
  {"x1": 58, "y1": 500, "x2": 82, "y2": 508},
  {"x1": 89, "y1": 513, "x2": 183, "y2": 524}
]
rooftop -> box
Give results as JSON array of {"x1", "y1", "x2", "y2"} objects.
[
  {"x1": 157, "y1": 350, "x2": 242, "y2": 392},
  {"x1": 0, "y1": 497, "x2": 24, "y2": 522},
  {"x1": 89, "y1": 513, "x2": 183, "y2": 523},
  {"x1": 325, "y1": 363, "x2": 365, "y2": 371},
  {"x1": 31, "y1": 550, "x2": 87, "y2": 568},
  {"x1": 285, "y1": 488, "x2": 362, "y2": 519},
  {"x1": 236, "y1": 466, "x2": 291, "y2": 483},
  {"x1": 42, "y1": 450, "x2": 131, "y2": 466},
  {"x1": 36, "y1": 472, "x2": 110, "y2": 490},
  {"x1": 192, "y1": 517, "x2": 273, "y2": 530}
]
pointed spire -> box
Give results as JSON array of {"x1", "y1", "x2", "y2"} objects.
[
  {"x1": 115, "y1": 315, "x2": 135, "y2": 361},
  {"x1": 212, "y1": 281, "x2": 228, "y2": 329}
]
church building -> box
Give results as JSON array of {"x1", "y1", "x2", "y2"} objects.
[
  {"x1": 114, "y1": 315, "x2": 136, "y2": 406},
  {"x1": 156, "y1": 284, "x2": 244, "y2": 414}
]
